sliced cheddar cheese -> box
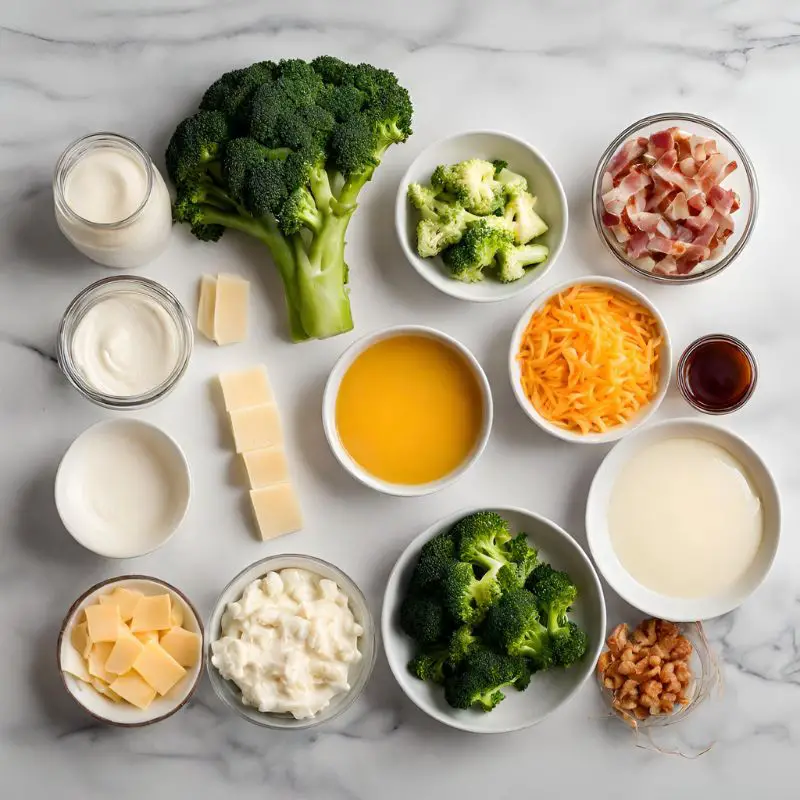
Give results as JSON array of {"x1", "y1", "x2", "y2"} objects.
[
  {"x1": 98, "y1": 588, "x2": 143, "y2": 623},
  {"x1": 132, "y1": 642, "x2": 186, "y2": 696},
  {"x1": 109, "y1": 672, "x2": 156, "y2": 710},
  {"x1": 105, "y1": 633, "x2": 145, "y2": 676},
  {"x1": 85, "y1": 604, "x2": 122, "y2": 643},
  {"x1": 130, "y1": 594, "x2": 172, "y2": 632},
  {"x1": 159, "y1": 627, "x2": 201, "y2": 668}
]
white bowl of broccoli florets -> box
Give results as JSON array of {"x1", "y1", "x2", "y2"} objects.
[
  {"x1": 382, "y1": 508, "x2": 606, "y2": 733},
  {"x1": 396, "y1": 131, "x2": 568, "y2": 302}
]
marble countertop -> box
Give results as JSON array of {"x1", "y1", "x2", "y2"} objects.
[{"x1": 2, "y1": 1, "x2": 798, "y2": 797}]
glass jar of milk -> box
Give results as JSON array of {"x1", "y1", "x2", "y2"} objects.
[{"x1": 54, "y1": 133, "x2": 172, "y2": 269}]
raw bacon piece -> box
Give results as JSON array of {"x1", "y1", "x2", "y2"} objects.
[
  {"x1": 626, "y1": 230, "x2": 650, "y2": 259},
  {"x1": 696, "y1": 154, "x2": 737, "y2": 193},
  {"x1": 607, "y1": 138, "x2": 647, "y2": 178},
  {"x1": 693, "y1": 222, "x2": 719, "y2": 248},
  {"x1": 652, "y1": 150, "x2": 699, "y2": 196},
  {"x1": 707, "y1": 185, "x2": 736, "y2": 215},
  {"x1": 664, "y1": 192, "x2": 689, "y2": 222},
  {"x1": 609, "y1": 224, "x2": 631, "y2": 243},
  {"x1": 627, "y1": 209, "x2": 673, "y2": 236},
  {"x1": 602, "y1": 170, "x2": 652, "y2": 215},
  {"x1": 601, "y1": 170, "x2": 613, "y2": 194},
  {"x1": 687, "y1": 193, "x2": 707, "y2": 213},
  {"x1": 684, "y1": 205, "x2": 715, "y2": 232},
  {"x1": 647, "y1": 129, "x2": 674, "y2": 160},
  {"x1": 679, "y1": 157, "x2": 698, "y2": 177},
  {"x1": 645, "y1": 174, "x2": 674, "y2": 211},
  {"x1": 674, "y1": 224, "x2": 695, "y2": 243}
]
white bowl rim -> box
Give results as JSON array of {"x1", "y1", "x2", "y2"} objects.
[
  {"x1": 381, "y1": 505, "x2": 607, "y2": 733},
  {"x1": 57, "y1": 574, "x2": 205, "y2": 727},
  {"x1": 395, "y1": 129, "x2": 569, "y2": 303},
  {"x1": 508, "y1": 275, "x2": 673, "y2": 444},
  {"x1": 54, "y1": 418, "x2": 192, "y2": 558},
  {"x1": 205, "y1": 553, "x2": 377, "y2": 729},
  {"x1": 322, "y1": 324, "x2": 494, "y2": 496},
  {"x1": 585, "y1": 417, "x2": 781, "y2": 621}
]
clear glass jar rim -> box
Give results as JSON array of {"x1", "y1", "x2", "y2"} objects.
[{"x1": 53, "y1": 132, "x2": 155, "y2": 229}]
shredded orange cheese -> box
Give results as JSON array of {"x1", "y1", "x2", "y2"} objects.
[{"x1": 517, "y1": 284, "x2": 662, "y2": 434}]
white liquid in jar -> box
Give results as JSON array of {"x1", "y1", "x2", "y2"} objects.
[
  {"x1": 609, "y1": 437, "x2": 763, "y2": 598},
  {"x1": 72, "y1": 292, "x2": 180, "y2": 397}
]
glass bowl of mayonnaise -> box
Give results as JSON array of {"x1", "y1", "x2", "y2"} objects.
[
  {"x1": 206, "y1": 554, "x2": 377, "y2": 730},
  {"x1": 57, "y1": 275, "x2": 193, "y2": 410}
]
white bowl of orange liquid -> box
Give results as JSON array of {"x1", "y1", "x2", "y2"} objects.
[{"x1": 322, "y1": 325, "x2": 493, "y2": 496}]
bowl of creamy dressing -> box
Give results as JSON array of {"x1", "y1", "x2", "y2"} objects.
[
  {"x1": 586, "y1": 418, "x2": 780, "y2": 621},
  {"x1": 58, "y1": 276, "x2": 192, "y2": 409},
  {"x1": 53, "y1": 132, "x2": 172, "y2": 269},
  {"x1": 55, "y1": 419, "x2": 191, "y2": 558},
  {"x1": 206, "y1": 555, "x2": 376, "y2": 729}
]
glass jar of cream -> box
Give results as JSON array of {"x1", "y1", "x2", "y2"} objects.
[
  {"x1": 54, "y1": 133, "x2": 172, "y2": 269},
  {"x1": 58, "y1": 276, "x2": 192, "y2": 410}
]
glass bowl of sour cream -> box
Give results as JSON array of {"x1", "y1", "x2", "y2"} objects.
[
  {"x1": 206, "y1": 555, "x2": 377, "y2": 730},
  {"x1": 58, "y1": 275, "x2": 193, "y2": 410}
]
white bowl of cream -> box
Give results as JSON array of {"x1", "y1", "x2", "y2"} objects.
[
  {"x1": 586, "y1": 418, "x2": 780, "y2": 621},
  {"x1": 58, "y1": 276, "x2": 192, "y2": 409},
  {"x1": 55, "y1": 419, "x2": 191, "y2": 558}
]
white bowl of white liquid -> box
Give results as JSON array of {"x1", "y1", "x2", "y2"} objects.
[
  {"x1": 55, "y1": 419, "x2": 192, "y2": 558},
  {"x1": 586, "y1": 418, "x2": 780, "y2": 621}
]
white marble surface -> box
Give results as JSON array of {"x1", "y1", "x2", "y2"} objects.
[{"x1": 1, "y1": 0, "x2": 798, "y2": 796}]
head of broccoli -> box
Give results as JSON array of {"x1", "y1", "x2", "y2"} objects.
[
  {"x1": 166, "y1": 57, "x2": 413, "y2": 342},
  {"x1": 399, "y1": 593, "x2": 451, "y2": 645},
  {"x1": 526, "y1": 563, "x2": 579, "y2": 636},
  {"x1": 444, "y1": 648, "x2": 530, "y2": 712},
  {"x1": 482, "y1": 588, "x2": 553, "y2": 670}
]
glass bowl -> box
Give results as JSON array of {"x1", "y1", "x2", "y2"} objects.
[
  {"x1": 591, "y1": 113, "x2": 759, "y2": 284},
  {"x1": 57, "y1": 275, "x2": 193, "y2": 410},
  {"x1": 596, "y1": 621, "x2": 723, "y2": 756},
  {"x1": 206, "y1": 554, "x2": 377, "y2": 730}
]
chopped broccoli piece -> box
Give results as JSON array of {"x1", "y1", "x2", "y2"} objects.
[
  {"x1": 444, "y1": 648, "x2": 531, "y2": 711},
  {"x1": 166, "y1": 57, "x2": 413, "y2": 342},
  {"x1": 491, "y1": 159, "x2": 508, "y2": 175},
  {"x1": 408, "y1": 645, "x2": 450, "y2": 684},
  {"x1": 526, "y1": 563, "x2": 579, "y2": 636},
  {"x1": 431, "y1": 159, "x2": 505, "y2": 215},
  {"x1": 503, "y1": 532, "x2": 539, "y2": 585},
  {"x1": 495, "y1": 167, "x2": 528, "y2": 196},
  {"x1": 550, "y1": 620, "x2": 589, "y2": 667},
  {"x1": 449, "y1": 625, "x2": 481, "y2": 666},
  {"x1": 442, "y1": 220, "x2": 514, "y2": 283},
  {"x1": 442, "y1": 561, "x2": 501, "y2": 625},
  {"x1": 399, "y1": 594, "x2": 451, "y2": 645},
  {"x1": 495, "y1": 242, "x2": 550, "y2": 282},
  {"x1": 502, "y1": 190, "x2": 548, "y2": 245},
  {"x1": 409, "y1": 531, "x2": 457, "y2": 593},
  {"x1": 452, "y1": 511, "x2": 513, "y2": 572},
  {"x1": 483, "y1": 588, "x2": 553, "y2": 670}
]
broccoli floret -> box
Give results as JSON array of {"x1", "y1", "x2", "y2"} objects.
[
  {"x1": 491, "y1": 159, "x2": 508, "y2": 174},
  {"x1": 409, "y1": 531, "x2": 457, "y2": 593},
  {"x1": 444, "y1": 648, "x2": 531, "y2": 711},
  {"x1": 442, "y1": 561, "x2": 501, "y2": 625},
  {"x1": 452, "y1": 511, "x2": 513, "y2": 573},
  {"x1": 399, "y1": 594, "x2": 450, "y2": 645},
  {"x1": 495, "y1": 242, "x2": 550, "y2": 282},
  {"x1": 442, "y1": 220, "x2": 514, "y2": 283},
  {"x1": 483, "y1": 588, "x2": 553, "y2": 670},
  {"x1": 503, "y1": 532, "x2": 539, "y2": 585},
  {"x1": 449, "y1": 625, "x2": 481, "y2": 666},
  {"x1": 550, "y1": 621, "x2": 589, "y2": 667},
  {"x1": 408, "y1": 645, "x2": 450, "y2": 684},
  {"x1": 495, "y1": 166, "x2": 528, "y2": 196},
  {"x1": 431, "y1": 159, "x2": 504, "y2": 215},
  {"x1": 166, "y1": 57, "x2": 413, "y2": 342},
  {"x1": 502, "y1": 190, "x2": 548, "y2": 245},
  {"x1": 526, "y1": 563, "x2": 579, "y2": 636}
]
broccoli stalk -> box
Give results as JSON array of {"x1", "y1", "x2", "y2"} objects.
[{"x1": 166, "y1": 57, "x2": 413, "y2": 342}]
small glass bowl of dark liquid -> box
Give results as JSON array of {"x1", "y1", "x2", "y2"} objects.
[{"x1": 677, "y1": 334, "x2": 757, "y2": 414}]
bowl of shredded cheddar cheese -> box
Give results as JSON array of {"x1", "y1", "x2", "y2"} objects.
[{"x1": 509, "y1": 277, "x2": 671, "y2": 443}]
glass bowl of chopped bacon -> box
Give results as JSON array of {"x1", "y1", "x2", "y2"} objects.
[{"x1": 592, "y1": 113, "x2": 758, "y2": 283}]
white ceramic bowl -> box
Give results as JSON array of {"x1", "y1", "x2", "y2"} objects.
[
  {"x1": 509, "y1": 275, "x2": 672, "y2": 444},
  {"x1": 58, "y1": 576, "x2": 204, "y2": 726},
  {"x1": 322, "y1": 325, "x2": 493, "y2": 496},
  {"x1": 382, "y1": 507, "x2": 606, "y2": 733},
  {"x1": 396, "y1": 131, "x2": 568, "y2": 302},
  {"x1": 206, "y1": 554, "x2": 376, "y2": 730},
  {"x1": 55, "y1": 419, "x2": 191, "y2": 558},
  {"x1": 586, "y1": 418, "x2": 780, "y2": 620}
]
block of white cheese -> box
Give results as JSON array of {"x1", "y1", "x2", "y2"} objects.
[
  {"x1": 197, "y1": 275, "x2": 217, "y2": 341},
  {"x1": 242, "y1": 446, "x2": 290, "y2": 488},
  {"x1": 218, "y1": 367, "x2": 272, "y2": 411},
  {"x1": 249, "y1": 483, "x2": 303, "y2": 540},
  {"x1": 229, "y1": 404, "x2": 283, "y2": 453},
  {"x1": 213, "y1": 273, "x2": 249, "y2": 345}
]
